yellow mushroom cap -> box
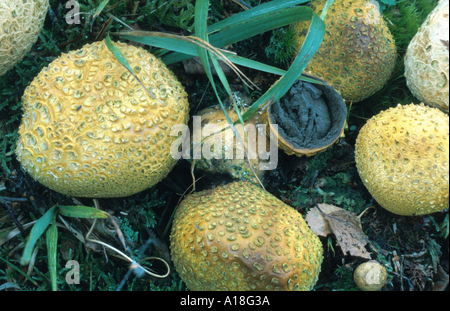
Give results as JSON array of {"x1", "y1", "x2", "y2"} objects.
[
  {"x1": 292, "y1": 0, "x2": 397, "y2": 102},
  {"x1": 355, "y1": 103, "x2": 449, "y2": 216},
  {"x1": 0, "y1": 0, "x2": 49, "y2": 76},
  {"x1": 404, "y1": 0, "x2": 449, "y2": 113},
  {"x1": 353, "y1": 260, "x2": 387, "y2": 291},
  {"x1": 15, "y1": 40, "x2": 189, "y2": 198},
  {"x1": 170, "y1": 181, "x2": 323, "y2": 291}
]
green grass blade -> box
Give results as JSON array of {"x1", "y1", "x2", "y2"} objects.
[
  {"x1": 320, "y1": 0, "x2": 335, "y2": 19},
  {"x1": 192, "y1": 0, "x2": 253, "y2": 181},
  {"x1": 57, "y1": 205, "x2": 108, "y2": 219},
  {"x1": 104, "y1": 34, "x2": 165, "y2": 106},
  {"x1": 221, "y1": 52, "x2": 328, "y2": 86},
  {"x1": 0, "y1": 257, "x2": 41, "y2": 288},
  {"x1": 193, "y1": 0, "x2": 234, "y2": 127},
  {"x1": 161, "y1": 6, "x2": 313, "y2": 64},
  {"x1": 91, "y1": 0, "x2": 110, "y2": 31},
  {"x1": 226, "y1": 52, "x2": 287, "y2": 76},
  {"x1": 208, "y1": 7, "x2": 311, "y2": 53},
  {"x1": 122, "y1": 32, "x2": 199, "y2": 55},
  {"x1": 208, "y1": 54, "x2": 246, "y2": 136},
  {"x1": 119, "y1": 6, "x2": 311, "y2": 77},
  {"x1": 105, "y1": 33, "x2": 134, "y2": 73},
  {"x1": 241, "y1": 10, "x2": 326, "y2": 121},
  {"x1": 119, "y1": 5, "x2": 313, "y2": 64},
  {"x1": 121, "y1": 31, "x2": 327, "y2": 87},
  {"x1": 195, "y1": 0, "x2": 213, "y2": 80},
  {"x1": 121, "y1": 8, "x2": 326, "y2": 124},
  {"x1": 126, "y1": 0, "x2": 309, "y2": 61},
  {"x1": 121, "y1": 32, "x2": 287, "y2": 77},
  {"x1": 195, "y1": 0, "x2": 209, "y2": 41},
  {"x1": 194, "y1": 0, "x2": 234, "y2": 102},
  {"x1": 120, "y1": 33, "x2": 323, "y2": 86},
  {"x1": 208, "y1": 53, "x2": 260, "y2": 184},
  {"x1": 46, "y1": 217, "x2": 58, "y2": 291},
  {"x1": 210, "y1": 55, "x2": 233, "y2": 98},
  {"x1": 207, "y1": 0, "x2": 310, "y2": 34},
  {"x1": 208, "y1": 55, "x2": 236, "y2": 125},
  {"x1": 20, "y1": 205, "x2": 57, "y2": 265}
]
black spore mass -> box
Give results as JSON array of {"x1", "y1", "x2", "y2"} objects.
[{"x1": 269, "y1": 79, "x2": 347, "y2": 150}]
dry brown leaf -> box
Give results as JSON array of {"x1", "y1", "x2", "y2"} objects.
[
  {"x1": 306, "y1": 203, "x2": 371, "y2": 259},
  {"x1": 324, "y1": 209, "x2": 371, "y2": 259},
  {"x1": 305, "y1": 203, "x2": 340, "y2": 237}
]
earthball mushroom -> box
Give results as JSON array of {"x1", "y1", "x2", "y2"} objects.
[
  {"x1": 353, "y1": 260, "x2": 387, "y2": 291},
  {"x1": 355, "y1": 103, "x2": 449, "y2": 216},
  {"x1": 170, "y1": 181, "x2": 323, "y2": 291},
  {"x1": 15, "y1": 40, "x2": 189, "y2": 198},
  {"x1": 0, "y1": 0, "x2": 49, "y2": 76},
  {"x1": 191, "y1": 105, "x2": 270, "y2": 182},
  {"x1": 404, "y1": 0, "x2": 449, "y2": 113},
  {"x1": 262, "y1": 78, "x2": 347, "y2": 157},
  {"x1": 292, "y1": 0, "x2": 397, "y2": 102}
]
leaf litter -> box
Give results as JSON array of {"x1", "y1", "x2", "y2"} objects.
[
  {"x1": 306, "y1": 171, "x2": 374, "y2": 259},
  {"x1": 306, "y1": 204, "x2": 373, "y2": 259}
]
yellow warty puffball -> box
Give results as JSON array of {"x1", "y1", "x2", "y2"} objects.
[
  {"x1": 404, "y1": 0, "x2": 449, "y2": 113},
  {"x1": 15, "y1": 40, "x2": 189, "y2": 198},
  {"x1": 293, "y1": 0, "x2": 397, "y2": 102},
  {"x1": 0, "y1": 0, "x2": 49, "y2": 76},
  {"x1": 355, "y1": 104, "x2": 449, "y2": 216},
  {"x1": 170, "y1": 181, "x2": 323, "y2": 291}
]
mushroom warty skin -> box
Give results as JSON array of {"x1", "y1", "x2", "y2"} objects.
[
  {"x1": 0, "y1": 0, "x2": 49, "y2": 76},
  {"x1": 292, "y1": 0, "x2": 397, "y2": 102},
  {"x1": 170, "y1": 181, "x2": 323, "y2": 291},
  {"x1": 404, "y1": 0, "x2": 449, "y2": 113},
  {"x1": 15, "y1": 40, "x2": 189, "y2": 198},
  {"x1": 355, "y1": 104, "x2": 449, "y2": 216}
]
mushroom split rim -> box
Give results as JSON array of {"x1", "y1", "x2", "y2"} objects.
[{"x1": 265, "y1": 79, "x2": 347, "y2": 157}]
